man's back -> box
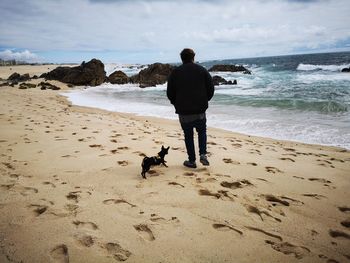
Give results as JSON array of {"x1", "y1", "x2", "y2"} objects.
[{"x1": 167, "y1": 62, "x2": 214, "y2": 115}]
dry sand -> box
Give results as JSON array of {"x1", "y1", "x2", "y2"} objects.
[{"x1": 0, "y1": 66, "x2": 349, "y2": 263}]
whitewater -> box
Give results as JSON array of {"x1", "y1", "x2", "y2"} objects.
[{"x1": 64, "y1": 52, "x2": 350, "y2": 149}]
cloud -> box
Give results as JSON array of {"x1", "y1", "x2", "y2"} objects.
[
  {"x1": 0, "y1": 49, "x2": 40, "y2": 62},
  {"x1": 0, "y1": 0, "x2": 349, "y2": 63}
]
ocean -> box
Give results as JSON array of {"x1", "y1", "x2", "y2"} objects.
[{"x1": 63, "y1": 52, "x2": 350, "y2": 149}]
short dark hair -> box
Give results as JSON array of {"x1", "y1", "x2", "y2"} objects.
[{"x1": 180, "y1": 48, "x2": 195, "y2": 63}]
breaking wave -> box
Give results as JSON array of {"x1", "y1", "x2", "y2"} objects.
[{"x1": 297, "y1": 63, "x2": 350, "y2": 72}]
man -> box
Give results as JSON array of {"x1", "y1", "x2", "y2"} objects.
[{"x1": 167, "y1": 48, "x2": 214, "y2": 168}]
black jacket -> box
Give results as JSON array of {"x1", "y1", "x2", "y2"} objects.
[{"x1": 167, "y1": 62, "x2": 214, "y2": 115}]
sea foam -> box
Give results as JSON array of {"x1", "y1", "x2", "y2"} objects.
[{"x1": 297, "y1": 63, "x2": 350, "y2": 72}]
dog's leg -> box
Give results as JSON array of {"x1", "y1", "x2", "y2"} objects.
[{"x1": 141, "y1": 170, "x2": 146, "y2": 179}]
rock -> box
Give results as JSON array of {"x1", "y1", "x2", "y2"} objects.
[
  {"x1": 32, "y1": 75, "x2": 38, "y2": 79},
  {"x1": 108, "y1": 70, "x2": 128, "y2": 84},
  {"x1": 19, "y1": 83, "x2": 37, "y2": 89},
  {"x1": 8, "y1": 72, "x2": 20, "y2": 80},
  {"x1": 212, "y1": 75, "x2": 237, "y2": 86},
  {"x1": 129, "y1": 63, "x2": 175, "y2": 88},
  {"x1": 38, "y1": 82, "x2": 60, "y2": 90},
  {"x1": 0, "y1": 82, "x2": 10, "y2": 87},
  {"x1": 209, "y1": 64, "x2": 251, "y2": 74},
  {"x1": 8, "y1": 72, "x2": 31, "y2": 82},
  {"x1": 40, "y1": 59, "x2": 106, "y2": 86},
  {"x1": 341, "y1": 67, "x2": 350, "y2": 73}
]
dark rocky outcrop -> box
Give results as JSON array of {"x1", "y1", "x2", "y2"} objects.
[
  {"x1": 8, "y1": 72, "x2": 31, "y2": 82},
  {"x1": 212, "y1": 75, "x2": 237, "y2": 86},
  {"x1": 0, "y1": 82, "x2": 10, "y2": 87},
  {"x1": 129, "y1": 63, "x2": 175, "y2": 88},
  {"x1": 18, "y1": 83, "x2": 36, "y2": 89},
  {"x1": 40, "y1": 59, "x2": 106, "y2": 86},
  {"x1": 38, "y1": 82, "x2": 60, "y2": 90},
  {"x1": 341, "y1": 67, "x2": 350, "y2": 73},
  {"x1": 209, "y1": 64, "x2": 251, "y2": 74},
  {"x1": 108, "y1": 70, "x2": 128, "y2": 84}
]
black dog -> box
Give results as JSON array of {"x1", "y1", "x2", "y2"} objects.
[{"x1": 141, "y1": 146, "x2": 169, "y2": 179}]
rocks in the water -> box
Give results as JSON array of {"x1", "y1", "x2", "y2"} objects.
[
  {"x1": 19, "y1": 83, "x2": 37, "y2": 89},
  {"x1": 129, "y1": 63, "x2": 175, "y2": 88},
  {"x1": 38, "y1": 82, "x2": 60, "y2": 90},
  {"x1": 8, "y1": 72, "x2": 31, "y2": 82},
  {"x1": 212, "y1": 75, "x2": 237, "y2": 86},
  {"x1": 40, "y1": 59, "x2": 106, "y2": 86},
  {"x1": 108, "y1": 70, "x2": 128, "y2": 84},
  {"x1": 341, "y1": 67, "x2": 350, "y2": 73},
  {"x1": 209, "y1": 64, "x2": 251, "y2": 74}
]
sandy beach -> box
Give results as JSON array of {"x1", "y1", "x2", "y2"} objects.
[{"x1": 0, "y1": 66, "x2": 350, "y2": 263}]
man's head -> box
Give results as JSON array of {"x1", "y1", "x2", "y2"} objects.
[{"x1": 180, "y1": 48, "x2": 195, "y2": 64}]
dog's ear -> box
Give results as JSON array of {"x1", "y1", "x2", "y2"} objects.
[
  {"x1": 162, "y1": 145, "x2": 165, "y2": 150},
  {"x1": 166, "y1": 146, "x2": 170, "y2": 150}
]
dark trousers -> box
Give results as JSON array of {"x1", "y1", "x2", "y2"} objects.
[{"x1": 180, "y1": 118, "x2": 207, "y2": 162}]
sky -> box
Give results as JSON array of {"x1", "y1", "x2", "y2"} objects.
[{"x1": 0, "y1": 0, "x2": 350, "y2": 64}]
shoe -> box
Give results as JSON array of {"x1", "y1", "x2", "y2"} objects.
[
  {"x1": 183, "y1": 160, "x2": 197, "y2": 168},
  {"x1": 200, "y1": 154, "x2": 210, "y2": 166}
]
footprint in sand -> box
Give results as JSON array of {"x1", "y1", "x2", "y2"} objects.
[
  {"x1": 329, "y1": 230, "x2": 350, "y2": 240},
  {"x1": 317, "y1": 159, "x2": 335, "y2": 168},
  {"x1": 102, "y1": 242, "x2": 132, "y2": 261},
  {"x1": 245, "y1": 226, "x2": 282, "y2": 241},
  {"x1": 73, "y1": 220, "x2": 98, "y2": 230},
  {"x1": 66, "y1": 191, "x2": 81, "y2": 203},
  {"x1": 42, "y1": 181, "x2": 56, "y2": 188},
  {"x1": 103, "y1": 199, "x2": 136, "y2": 208},
  {"x1": 168, "y1": 182, "x2": 185, "y2": 188},
  {"x1": 133, "y1": 151, "x2": 146, "y2": 157},
  {"x1": 117, "y1": 146, "x2": 129, "y2": 151},
  {"x1": 246, "y1": 205, "x2": 281, "y2": 222},
  {"x1": 308, "y1": 178, "x2": 332, "y2": 184},
  {"x1": 50, "y1": 244, "x2": 69, "y2": 263},
  {"x1": 19, "y1": 186, "x2": 38, "y2": 196},
  {"x1": 29, "y1": 204, "x2": 48, "y2": 216},
  {"x1": 74, "y1": 234, "x2": 95, "y2": 247},
  {"x1": 0, "y1": 183, "x2": 15, "y2": 190},
  {"x1": 247, "y1": 162, "x2": 258, "y2": 166},
  {"x1": 302, "y1": 193, "x2": 326, "y2": 200},
  {"x1": 2, "y1": 162, "x2": 15, "y2": 170},
  {"x1": 220, "y1": 179, "x2": 253, "y2": 190},
  {"x1": 293, "y1": 176, "x2": 305, "y2": 180},
  {"x1": 283, "y1": 148, "x2": 296, "y2": 152},
  {"x1": 338, "y1": 206, "x2": 350, "y2": 213},
  {"x1": 134, "y1": 224, "x2": 155, "y2": 241},
  {"x1": 265, "y1": 240, "x2": 310, "y2": 259},
  {"x1": 279, "y1": 157, "x2": 295, "y2": 162},
  {"x1": 212, "y1": 223, "x2": 243, "y2": 235},
  {"x1": 89, "y1": 144, "x2": 103, "y2": 148},
  {"x1": 222, "y1": 158, "x2": 240, "y2": 165},
  {"x1": 183, "y1": 172, "x2": 196, "y2": 177},
  {"x1": 198, "y1": 189, "x2": 221, "y2": 199},
  {"x1": 147, "y1": 170, "x2": 161, "y2": 177},
  {"x1": 247, "y1": 148, "x2": 261, "y2": 154},
  {"x1": 341, "y1": 220, "x2": 350, "y2": 228},
  {"x1": 117, "y1": 161, "x2": 128, "y2": 166},
  {"x1": 264, "y1": 194, "x2": 290, "y2": 206},
  {"x1": 265, "y1": 166, "x2": 283, "y2": 174}
]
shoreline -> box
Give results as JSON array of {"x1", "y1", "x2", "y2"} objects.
[
  {"x1": 1, "y1": 66, "x2": 350, "y2": 262},
  {"x1": 61, "y1": 89, "x2": 349, "y2": 152}
]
